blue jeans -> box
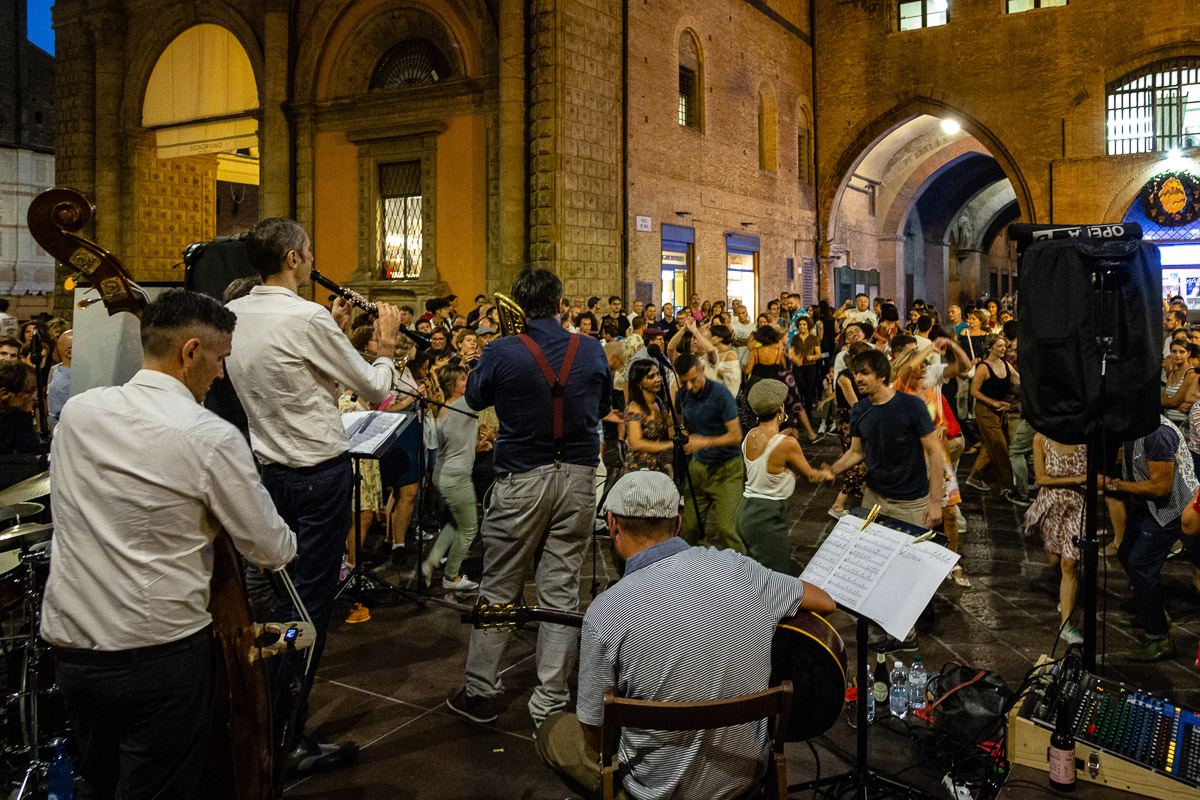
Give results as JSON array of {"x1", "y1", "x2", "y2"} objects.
[
  {"x1": 1117, "y1": 504, "x2": 1181, "y2": 640},
  {"x1": 260, "y1": 453, "x2": 352, "y2": 731}
]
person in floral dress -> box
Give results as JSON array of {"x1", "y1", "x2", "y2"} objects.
[
  {"x1": 622, "y1": 359, "x2": 673, "y2": 474},
  {"x1": 1023, "y1": 435, "x2": 1087, "y2": 644}
]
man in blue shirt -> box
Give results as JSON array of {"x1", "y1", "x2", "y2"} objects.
[
  {"x1": 674, "y1": 352, "x2": 745, "y2": 552},
  {"x1": 448, "y1": 268, "x2": 611, "y2": 727}
]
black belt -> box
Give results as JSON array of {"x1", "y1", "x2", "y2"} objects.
[
  {"x1": 261, "y1": 451, "x2": 350, "y2": 476},
  {"x1": 50, "y1": 625, "x2": 211, "y2": 666}
]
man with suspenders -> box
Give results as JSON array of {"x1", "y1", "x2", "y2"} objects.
[{"x1": 446, "y1": 268, "x2": 611, "y2": 727}]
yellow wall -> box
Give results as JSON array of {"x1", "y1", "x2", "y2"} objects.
[
  {"x1": 312, "y1": 131, "x2": 360, "y2": 284},
  {"x1": 436, "y1": 113, "x2": 487, "y2": 299}
]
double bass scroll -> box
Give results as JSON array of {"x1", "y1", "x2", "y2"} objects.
[{"x1": 26, "y1": 188, "x2": 149, "y2": 317}]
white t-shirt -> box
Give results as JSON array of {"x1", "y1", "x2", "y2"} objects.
[
  {"x1": 732, "y1": 319, "x2": 756, "y2": 364},
  {"x1": 844, "y1": 309, "x2": 878, "y2": 327}
]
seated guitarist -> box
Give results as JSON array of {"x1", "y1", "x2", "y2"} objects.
[{"x1": 537, "y1": 469, "x2": 834, "y2": 800}]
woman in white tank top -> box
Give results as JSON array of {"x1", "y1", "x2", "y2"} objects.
[{"x1": 735, "y1": 379, "x2": 831, "y2": 574}]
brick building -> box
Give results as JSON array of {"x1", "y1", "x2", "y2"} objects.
[
  {"x1": 1, "y1": 0, "x2": 56, "y2": 315},
  {"x1": 49, "y1": 0, "x2": 1200, "y2": 318}
]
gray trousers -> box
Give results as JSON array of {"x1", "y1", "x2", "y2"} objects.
[
  {"x1": 464, "y1": 462, "x2": 595, "y2": 724},
  {"x1": 428, "y1": 469, "x2": 479, "y2": 579}
]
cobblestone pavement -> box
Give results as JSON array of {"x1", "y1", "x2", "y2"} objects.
[{"x1": 288, "y1": 440, "x2": 1200, "y2": 799}]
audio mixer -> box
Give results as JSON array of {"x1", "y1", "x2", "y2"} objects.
[{"x1": 1009, "y1": 658, "x2": 1200, "y2": 799}]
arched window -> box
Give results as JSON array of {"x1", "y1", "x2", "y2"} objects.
[
  {"x1": 1107, "y1": 57, "x2": 1200, "y2": 155},
  {"x1": 370, "y1": 39, "x2": 454, "y2": 90},
  {"x1": 678, "y1": 31, "x2": 702, "y2": 131},
  {"x1": 758, "y1": 90, "x2": 777, "y2": 173},
  {"x1": 797, "y1": 105, "x2": 812, "y2": 183}
]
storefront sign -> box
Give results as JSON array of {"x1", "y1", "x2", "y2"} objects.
[{"x1": 1140, "y1": 170, "x2": 1200, "y2": 227}]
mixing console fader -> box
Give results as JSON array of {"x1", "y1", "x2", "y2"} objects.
[{"x1": 1031, "y1": 670, "x2": 1200, "y2": 789}]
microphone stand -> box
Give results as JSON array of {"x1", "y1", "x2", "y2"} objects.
[
  {"x1": 28, "y1": 331, "x2": 47, "y2": 438},
  {"x1": 652, "y1": 355, "x2": 705, "y2": 538}
]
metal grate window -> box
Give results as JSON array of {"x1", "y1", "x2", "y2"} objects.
[
  {"x1": 370, "y1": 40, "x2": 453, "y2": 90},
  {"x1": 1107, "y1": 58, "x2": 1200, "y2": 155},
  {"x1": 898, "y1": 0, "x2": 947, "y2": 31},
  {"x1": 1006, "y1": 0, "x2": 1066, "y2": 12},
  {"x1": 378, "y1": 162, "x2": 423, "y2": 279}
]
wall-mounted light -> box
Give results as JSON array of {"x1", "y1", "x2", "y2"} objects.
[
  {"x1": 740, "y1": 221, "x2": 755, "y2": 228},
  {"x1": 675, "y1": 211, "x2": 692, "y2": 217},
  {"x1": 1167, "y1": 148, "x2": 1183, "y2": 160},
  {"x1": 941, "y1": 118, "x2": 961, "y2": 135}
]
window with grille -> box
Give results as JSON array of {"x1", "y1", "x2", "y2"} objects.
[
  {"x1": 898, "y1": 0, "x2": 947, "y2": 31},
  {"x1": 678, "y1": 32, "x2": 701, "y2": 131},
  {"x1": 370, "y1": 40, "x2": 453, "y2": 90},
  {"x1": 378, "y1": 162, "x2": 423, "y2": 279},
  {"x1": 1107, "y1": 58, "x2": 1200, "y2": 155},
  {"x1": 1006, "y1": 0, "x2": 1065, "y2": 12}
]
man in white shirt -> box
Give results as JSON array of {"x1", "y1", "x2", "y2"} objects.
[
  {"x1": 731, "y1": 303, "x2": 756, "y2": 365},
  {"x1": 834, "y1": 293, "x2": 879, "y2": 328},
  {"x1": 42, "y1": 289, "x2": 297, "y2": 800},
  {"x1": 225, "y1": 217, "x2": 402, "y2": 775}
]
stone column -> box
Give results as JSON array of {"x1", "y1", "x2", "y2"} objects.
[
  {"x1": 526, "y1": 0, "x2": 623, "y2": 299},
  {"x1": 260, "y1": 0, "x2": 291, "y2": 218},
  {"x1": 494, "y1": 0, "x2": 526, "y2": 294},
  {"x1": 89, "y1": 7, "x2": 126, "y2": 258}
]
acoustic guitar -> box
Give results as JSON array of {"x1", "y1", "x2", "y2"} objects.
[{"x1": 464, "y1": 602, "x2": 847, "y2": 741}]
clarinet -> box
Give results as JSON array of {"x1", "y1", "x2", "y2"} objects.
[
  {"x1": 311, "y1": 268, "x2": 375, "y2": 315},
  {"x1": 311, "y1": 268, "x2": 433, "y2": 349}
]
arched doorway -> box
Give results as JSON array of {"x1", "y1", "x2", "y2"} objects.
[
  {"x1": 138, "y1": 24, "x2": 260, "y2": 275},
  {"x1": 825, "y1": 112, "x2": 1024, "y2": 316}
]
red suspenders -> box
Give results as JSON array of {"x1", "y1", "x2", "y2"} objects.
[{"x1": 517, "y1": 333, "x2": 580, "y2": 461}]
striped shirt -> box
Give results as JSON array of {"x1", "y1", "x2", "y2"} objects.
[{"x1": 577, "y1": 537, "x2": 806, "y2": 800}]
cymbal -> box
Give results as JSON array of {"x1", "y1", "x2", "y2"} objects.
[
  {"x1": 0, "y1": 472, "x2": 49, "y2": 506},
  {"x1": 0, "y1": 502, "x2": 43, "y2": 526},
  {"x1": 0, "y1": 523, "x2": 52, "y2": 553}
]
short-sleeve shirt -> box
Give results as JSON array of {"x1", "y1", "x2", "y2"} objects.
[
  {"x1": 577, "y1": 538, "x2": 805, "y2": 800},
  {"x1": 849, "y1": 391, "x2": 936, "y2": 501},
  {"x1": 677, "y1": 378, "x2": 740, "y2": 465}
]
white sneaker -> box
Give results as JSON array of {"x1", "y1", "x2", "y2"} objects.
[
  {"x1": 817, "y1": 423, "x2": 827, "y2": 435},
  {"x1": 443, "y1": 574, "x2": 480, "y2": 591}
]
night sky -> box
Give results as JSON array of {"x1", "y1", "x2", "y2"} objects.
[{"x1": 27, "y1": 0, "x2": 54, "y2": 56}]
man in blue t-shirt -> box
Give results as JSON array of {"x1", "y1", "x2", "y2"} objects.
[
  {"x1": 675, "y1": 352, "x2": 745, "y2": 553},
  {"x1": 825, "y1": 349, "x2": 944, "y2": 529}
]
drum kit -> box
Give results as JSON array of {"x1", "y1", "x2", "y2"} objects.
[{"x1": 0, "y1": 472, "x2": 65, "y2": 798}]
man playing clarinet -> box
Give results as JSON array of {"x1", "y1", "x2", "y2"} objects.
[
  {"x1": 225, "y1": 217, "x2": 403, "y2": 775},
  {"x1": 446, "y1": 268, "x2": 611, "y2": 727}
]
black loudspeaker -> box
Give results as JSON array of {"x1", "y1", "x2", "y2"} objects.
[
  {"x1": 1008, "y1": 222, "x2": 1143, "y2": 256},
  {"x1": 183, "y1": 234, "x2": 256, "y2": 301},
  {"x1": 1016, "y1": 237, "x2": 1162, "y2": 445}
]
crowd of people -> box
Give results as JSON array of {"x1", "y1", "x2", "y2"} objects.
[{"x1": 18, "y1": 211, "x2": 1200, "y2": 799}]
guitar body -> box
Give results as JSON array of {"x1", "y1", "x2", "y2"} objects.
[
  {"x1": 770, "y1": 612, "x2": 847, "y2": 741},
  {"x1": 465, "y1": 604, "x2": 847, "y2": 741}
]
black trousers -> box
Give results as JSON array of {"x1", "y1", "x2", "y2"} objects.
[{"x1": 54, "y1": 627, "x2": 214, "y2": 800}]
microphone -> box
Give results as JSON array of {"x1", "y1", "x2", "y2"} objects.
[
  {"x1": 645, "y1": 343, "x2": 675, "y2": 375},
  {"x1": 29, "y1": 329, "x2": 41, "y2": 367}
]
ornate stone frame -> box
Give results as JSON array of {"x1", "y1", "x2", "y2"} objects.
[{"x1": 348, "y1": 129, "x2": 444, "y2": 288}]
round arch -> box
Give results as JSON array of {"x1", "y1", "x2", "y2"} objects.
[
  {"x1": 297, "y1": 0, "x2": 488, "y2": 104},
  {"x1": 822, "y1": 97, "x2": 1035, "y2": 242},
  {"x1": 121, "y1": 3, "x2": 263, "y2": 134}
]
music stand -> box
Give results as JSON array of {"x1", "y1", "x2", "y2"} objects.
[
  {"x1": 789, "y1": 508, "x2": 944, "y2": 800},
  {"x1": 336, "y1": 410, "x2": 425, "y2": 608}
]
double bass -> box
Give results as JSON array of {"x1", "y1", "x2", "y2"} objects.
[{"x1": 27, "y1": 188, "x2": 287, "y2": 799}]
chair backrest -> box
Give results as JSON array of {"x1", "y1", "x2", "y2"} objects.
[{"x1": 600, "y1": 681, "x2": 793, "y2": 800}]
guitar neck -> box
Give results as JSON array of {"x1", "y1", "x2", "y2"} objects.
[{"x1": 523, "y1": 607, "x2": 584, "y2": 627}]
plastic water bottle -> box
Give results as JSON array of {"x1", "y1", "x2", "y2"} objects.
[
  {"x1": 908, "y1": 655, "x2": 927, "y2": 710},
  {"x1": 46, "y1": 738, "x2": 73, "y2": 800},
  {"x1": 866, "y1": 676, "x2": 876, "y2": 722},
  {"x1": 889, "y1": 660, "x2": 908, "y2": 719}
]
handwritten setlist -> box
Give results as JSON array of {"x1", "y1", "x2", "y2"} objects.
[{"x1": 800, "y1": 516, "x2": 959, "y2": 640}]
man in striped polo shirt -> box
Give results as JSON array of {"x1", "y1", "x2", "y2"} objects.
[{"x1": 536, "y1": 470, "x2": 834, "y2": 800}]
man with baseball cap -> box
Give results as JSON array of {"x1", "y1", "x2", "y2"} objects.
[{"x1": 536, "y1": 470, "x2": 834, "y2": 800}]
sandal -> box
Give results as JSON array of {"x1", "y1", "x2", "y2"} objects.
[{"x1": 951, "y1": 569, "x2": 971, "y2": 588}]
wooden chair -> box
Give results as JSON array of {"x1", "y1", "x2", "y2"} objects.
[{"x1": 599, "y1": 681, "x2": 793, "y2": 800}]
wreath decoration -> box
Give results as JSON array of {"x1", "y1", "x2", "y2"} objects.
[{"x1": 1140, "y1": 169, "x2": 1200, "y2": 227}]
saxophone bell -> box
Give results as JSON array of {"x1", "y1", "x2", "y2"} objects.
[{"x1": 494, "y1": 292, "x2": 527, "y2": 337}]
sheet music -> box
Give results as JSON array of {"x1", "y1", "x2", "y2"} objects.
[
  {"x1": 800, "y1": 515, "x2": 959, "y2": 640},
  {"x1": 342, "y1": 410, "x2": 413, "y2": 456}
]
